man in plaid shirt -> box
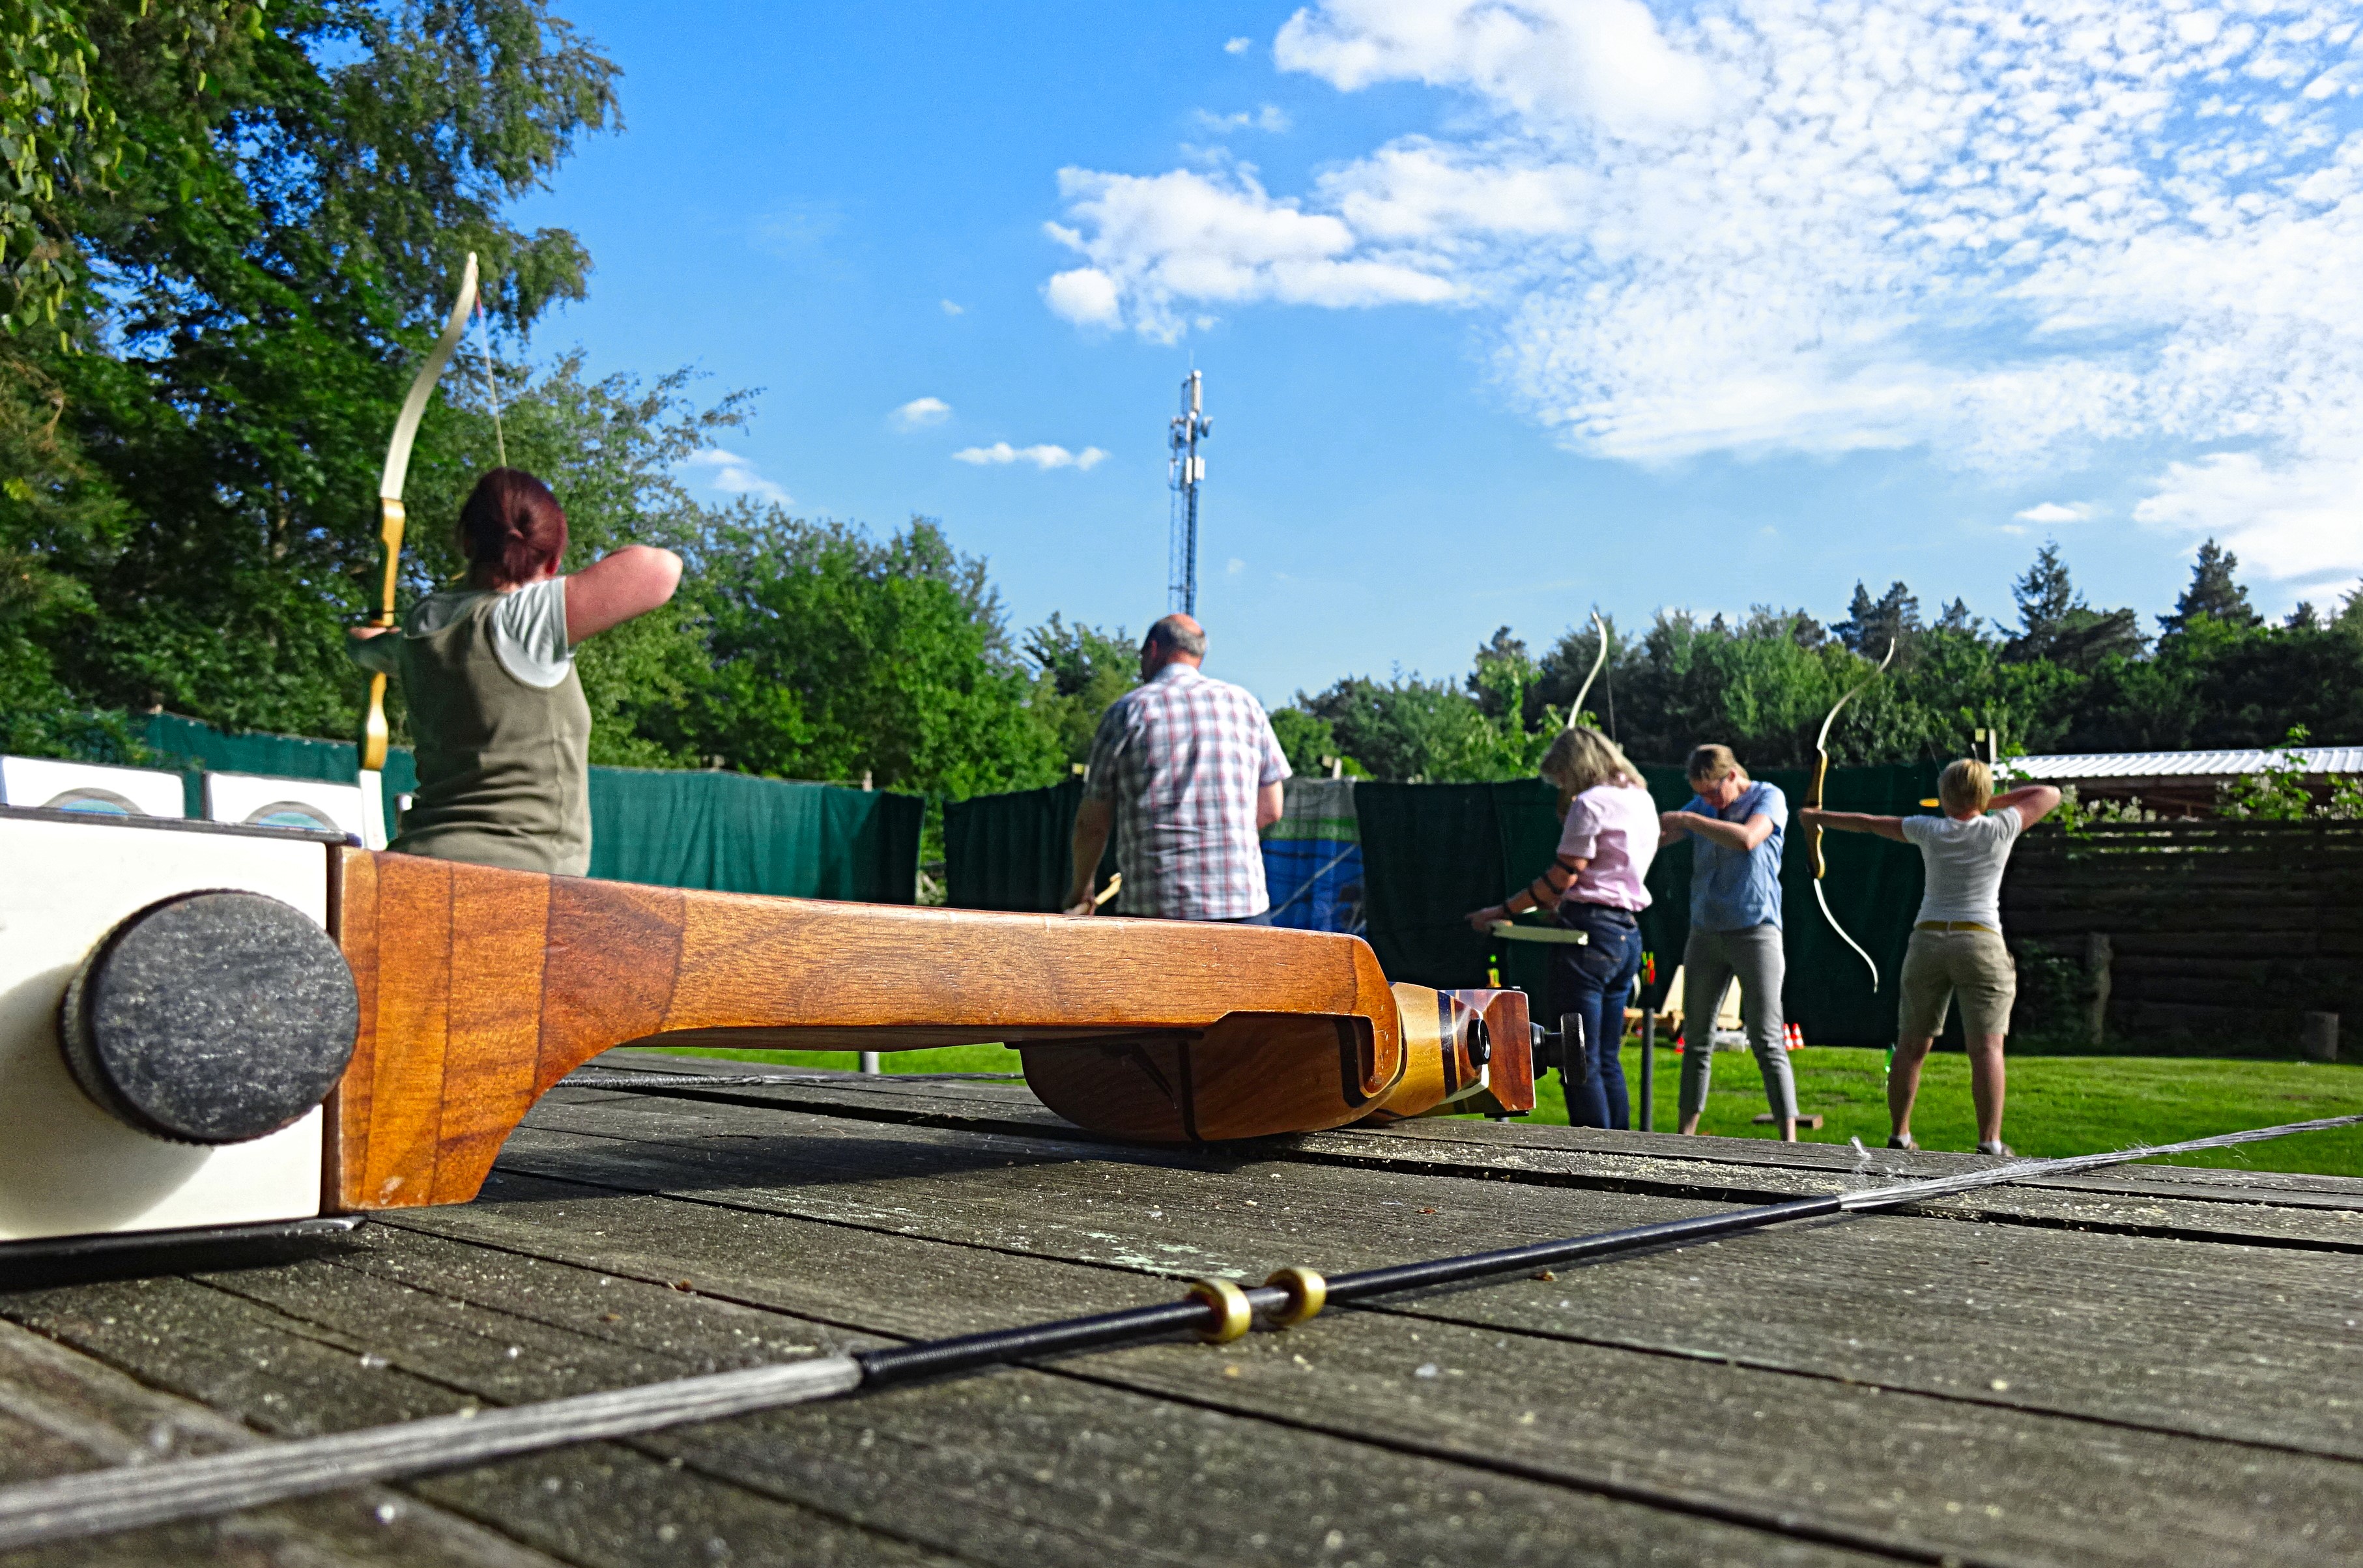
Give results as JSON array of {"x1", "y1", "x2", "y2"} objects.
[{"x1": 1066, "y1": 614, "x2": 1292, "y2": 921}]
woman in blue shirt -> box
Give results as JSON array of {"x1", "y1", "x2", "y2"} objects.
[{"x1": 1658, "y1": 744, "x2": 1801, "y2": 1141}]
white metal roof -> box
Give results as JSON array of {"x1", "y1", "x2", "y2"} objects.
[{"x1": 2007, "y1": 747, "x2": 2363, "y2": 781}]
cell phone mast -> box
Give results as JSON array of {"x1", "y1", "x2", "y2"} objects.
[{"x1": 1167, "y1": 370, "x2": 1211, "y2": 616}]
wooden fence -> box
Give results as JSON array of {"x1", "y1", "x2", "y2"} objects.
[{"x1": 2002, "y1": 820, "x2": 2363, "y2": 1046}]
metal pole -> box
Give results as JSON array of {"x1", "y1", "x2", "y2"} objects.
[
  {"x1": 1639, "y1": 1005, "x2": 1655, "y2": 1132},
  {"x1": 1183, "y1": 479, "x2": 1199, "y2": 617},
  {"x1": 1167, "y1": 371, "x2": 1209, "y2": 616},
  {"x1": 858, "y1": 1052, "x2": 880, "y2": 1076}
]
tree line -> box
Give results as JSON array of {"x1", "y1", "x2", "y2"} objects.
[
  {"x1": 9, "y1": 4, "x2": 2363, "y2": 821},
  {"x1": 1274, "y1": 539, "x2": 2363, "y2": 783}
]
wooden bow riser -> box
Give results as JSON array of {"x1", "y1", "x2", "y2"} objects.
[
  {"x1": 332, "y1": 849, "x2": 1530, "y2": 1210},
  {"x1": 1809, "y1": 751, "x2": 1831, "y2": 878}
]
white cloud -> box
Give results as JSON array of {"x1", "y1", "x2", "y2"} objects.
[
  {"x1": 1224, "y1": 35, "x2": 1252, "y2": 55},
  {"x1": 891, "y1": 396, "x2": 952, "y2": 431},
  {"x1": 1038, "y1": 0, "x2": 2363, "y2": 586},
  {"x1": 2014, "y1": 502, "x2": 2091, "y2": 525},
  {"x1": 1044, "y1": 266, "x2": 1123, "y2": 326},
  {"x1": 682, "y1": 448, "x2": 789, "y2": 505},
  {"x1": 952, "y1": 442, "x2": 1110, "y2": 472},
  {"x1": 939, "y1": 298, "x2": 965, "y2": 316},
  {"x1": 1275, "y1": 0, "x2": 1717, "y2": 135},
  {"x1": 1191, "y1": 104, "x2": 1293, "y2": 134},
  {"x1": 2134, "y1": 451, "x2": 2363, "y2": 586},
  {"x1": 1226, "y1": 556, "x2": 1246, "y2": 577},
  {"x1": 1043, "y1": 165, "x2": 1458, "y2": 341}
]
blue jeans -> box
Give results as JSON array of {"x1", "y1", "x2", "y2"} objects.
[{"x1": 1548, "y1": 901, "x2": 1642, "y2": 1130}]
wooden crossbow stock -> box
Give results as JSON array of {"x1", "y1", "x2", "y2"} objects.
[{"x1": 322, "y1": 852, "x2": 1530, "y2": 1210}]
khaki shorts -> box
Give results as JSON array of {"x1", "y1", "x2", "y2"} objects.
[{"x1": 1898, "y1": 928, "x2": 2018, "y2": 1041}]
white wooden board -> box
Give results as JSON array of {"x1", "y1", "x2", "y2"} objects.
[
  {"x1": 0, "y1": 816, "x2": 332, "y2": 1242},
  {"x1": 0, "y1": 757, "x2": 186, "y2": 819},
  {"x1": 203, "y1": 771, "x2": 368, "y2": 842}
]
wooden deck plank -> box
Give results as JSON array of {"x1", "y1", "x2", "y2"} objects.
[
  {"x1": 589, "y1": 1054, "x2": 2363, "y2": 1216},
  {"x1": 493, "y1": 1092, "x2": 2363, "y2": 1459},
  {"x1": 0, "y1": 1228, "x2": 1872, "y2": 1568},
  {"x1": 0, "y1": 1275, "x2": 956, "y2": 1568},
  {"x1": 0, "y1": 1317, "x2": 573, "y2": 1568},
  {"x1": 548, "y1": 1079, "x2": 2363, "y2": 1253},
  {"x1": 7, "y1": 1059, "x2": 2356, "y2": 1567},
  {"x1": 371, "y1": 1164, "x2": 2363, "y2": 1568}
]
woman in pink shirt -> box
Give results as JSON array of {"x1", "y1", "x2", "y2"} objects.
[{"x1": 1465, "y1": 727, "x2": 1661, "y2": 1128}]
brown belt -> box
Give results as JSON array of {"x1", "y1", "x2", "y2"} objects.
[{"x1": 1915, "y1": 920, "x2": 1996, "y2": 934}]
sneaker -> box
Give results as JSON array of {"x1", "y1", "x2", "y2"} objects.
[
  {"x1": 1977, "y1": 1139, "x2": 2015, "y2": 1158},
  {"x1": 1886, "y1": 1133, "x2": 1917, "y2": 1151}
]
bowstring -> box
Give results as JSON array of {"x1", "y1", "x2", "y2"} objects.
[{"x1": 476, "y1": 295, "x2": 507, "y2": 468}]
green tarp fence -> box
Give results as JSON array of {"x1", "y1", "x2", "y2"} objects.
[
  {"x1": 135, "y1": 713, "x2": 921, "y2": 903},
  {"x1": 941, "y1": 777, "x2": 1114, "y2": 913},
  {"x1": 944, "y1": 760, "x2": 1943, "y2": 1047}
]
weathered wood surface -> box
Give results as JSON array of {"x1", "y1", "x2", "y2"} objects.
[
  {"x1": 571, "y1": 1055, "x2": 2363, "y2": 1235},
  {"x1": 7, "y1": 1056, "x2": 2363, "y2": 1566}
]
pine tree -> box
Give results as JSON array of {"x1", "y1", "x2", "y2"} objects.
[
  {"x1": 2002, "y1": 543, "x2": 2145, "y2": 670},
  {"x1": 2013, "y1": 543, "x2": 2076, "y2": 640},
  {"x1": 2161, "y1": 538, "x2": 2261, "y2": 634},
  {"x1": 1836, "y1": 582, "x2": 1921, "y2": 656},
  {"x1": 1832, "y1": 581, "x2": 1880, "y2": 653}
]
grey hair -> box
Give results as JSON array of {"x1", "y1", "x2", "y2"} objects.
[
  {"x1": 1145, "y1": 616, "x2": 1207, "y2": 657},
  {"x1": 1541, "y1": 726, "x2": 1646, "y2": 814}
]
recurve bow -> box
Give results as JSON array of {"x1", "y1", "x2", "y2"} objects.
[
  {"x1": 359, "y1": 253, "x2": 480, "y2": 833},
  {"x1": 1807, "y1": 636, "x2": 1895, "y2": 990}
]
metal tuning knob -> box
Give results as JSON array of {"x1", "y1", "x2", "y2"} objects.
[{"x1": 59, "y1": 891, "x2": 360, "y2": 1145}]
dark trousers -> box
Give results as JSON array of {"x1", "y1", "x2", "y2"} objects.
[{"x1": 1549, "y1": 901, "x2": 1643, "y2": 1130}]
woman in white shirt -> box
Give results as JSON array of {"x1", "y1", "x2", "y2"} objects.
[{"x1": 1802, "y1": 758, "x2": 2060, "y2": 1156}]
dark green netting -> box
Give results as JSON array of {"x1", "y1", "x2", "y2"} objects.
[
  {"x1": 134, "y1": 714, "x2": 919, "y2": 903},
  {"x1": 141, "y1": 712, "x2": 418, "y2": 820},
  {"x1": 942, "y1": 778, "x2": 1114, "y2": 913},
  {"x1": 586, "y1": 765, "x2": 920, "y2": 903},
  {"x1": 1354, "y1": 783, "x2": 1508, "y2": 987}
]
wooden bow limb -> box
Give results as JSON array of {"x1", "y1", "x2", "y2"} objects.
[
  {"x1": 1807, "y1": 636, "x2": 1895, "y2": 990},
  {"x1": 1563, "y1": 609, "x2": 1607, "y2": 729},
  {"x1": 360, "y1": 253, "x2": 480, "y2": 799}
]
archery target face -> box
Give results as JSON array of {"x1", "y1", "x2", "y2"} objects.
[
  {"x1": 202, "y1": 773, "x2": 369, "y2": 843},
  {"x1": 0, "y1": 758, "x2": 186, "y2": 819}
]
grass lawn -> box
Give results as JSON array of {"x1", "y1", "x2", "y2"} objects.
[
  {"x1": 633, "y1": 1042, "x2": 2363, "y2": 1178},
  {"x1": 633, "y1": 1043, "x2": 1024, "y2": 1075},
  {"x1": 1519, "y1": 1044, "x2": 2363, "y2": 1177}
]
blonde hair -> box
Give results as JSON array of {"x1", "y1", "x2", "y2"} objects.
[
  {"x1": 1542, "y1": 726, "x2": 1646, "y2": 816},
  {"x1": 1685, "y1": 743, "x2": 1747, "y2": 786},
  {"x1": 1938, "y1": 757, "x2": 1994, "y2": 815}
]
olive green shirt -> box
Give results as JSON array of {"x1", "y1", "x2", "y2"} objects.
[{"x1": 354, "y1": 582, "x2": 593, "y2": 875}]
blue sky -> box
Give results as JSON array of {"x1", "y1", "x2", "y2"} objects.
[{"x1": 512, "y1": 1, "x2": 2363, "y2": 708}]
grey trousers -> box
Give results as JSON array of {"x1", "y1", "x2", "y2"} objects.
[{"x1": 1678, "y1": 924, "x2": 1799, "y2": 1123}]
